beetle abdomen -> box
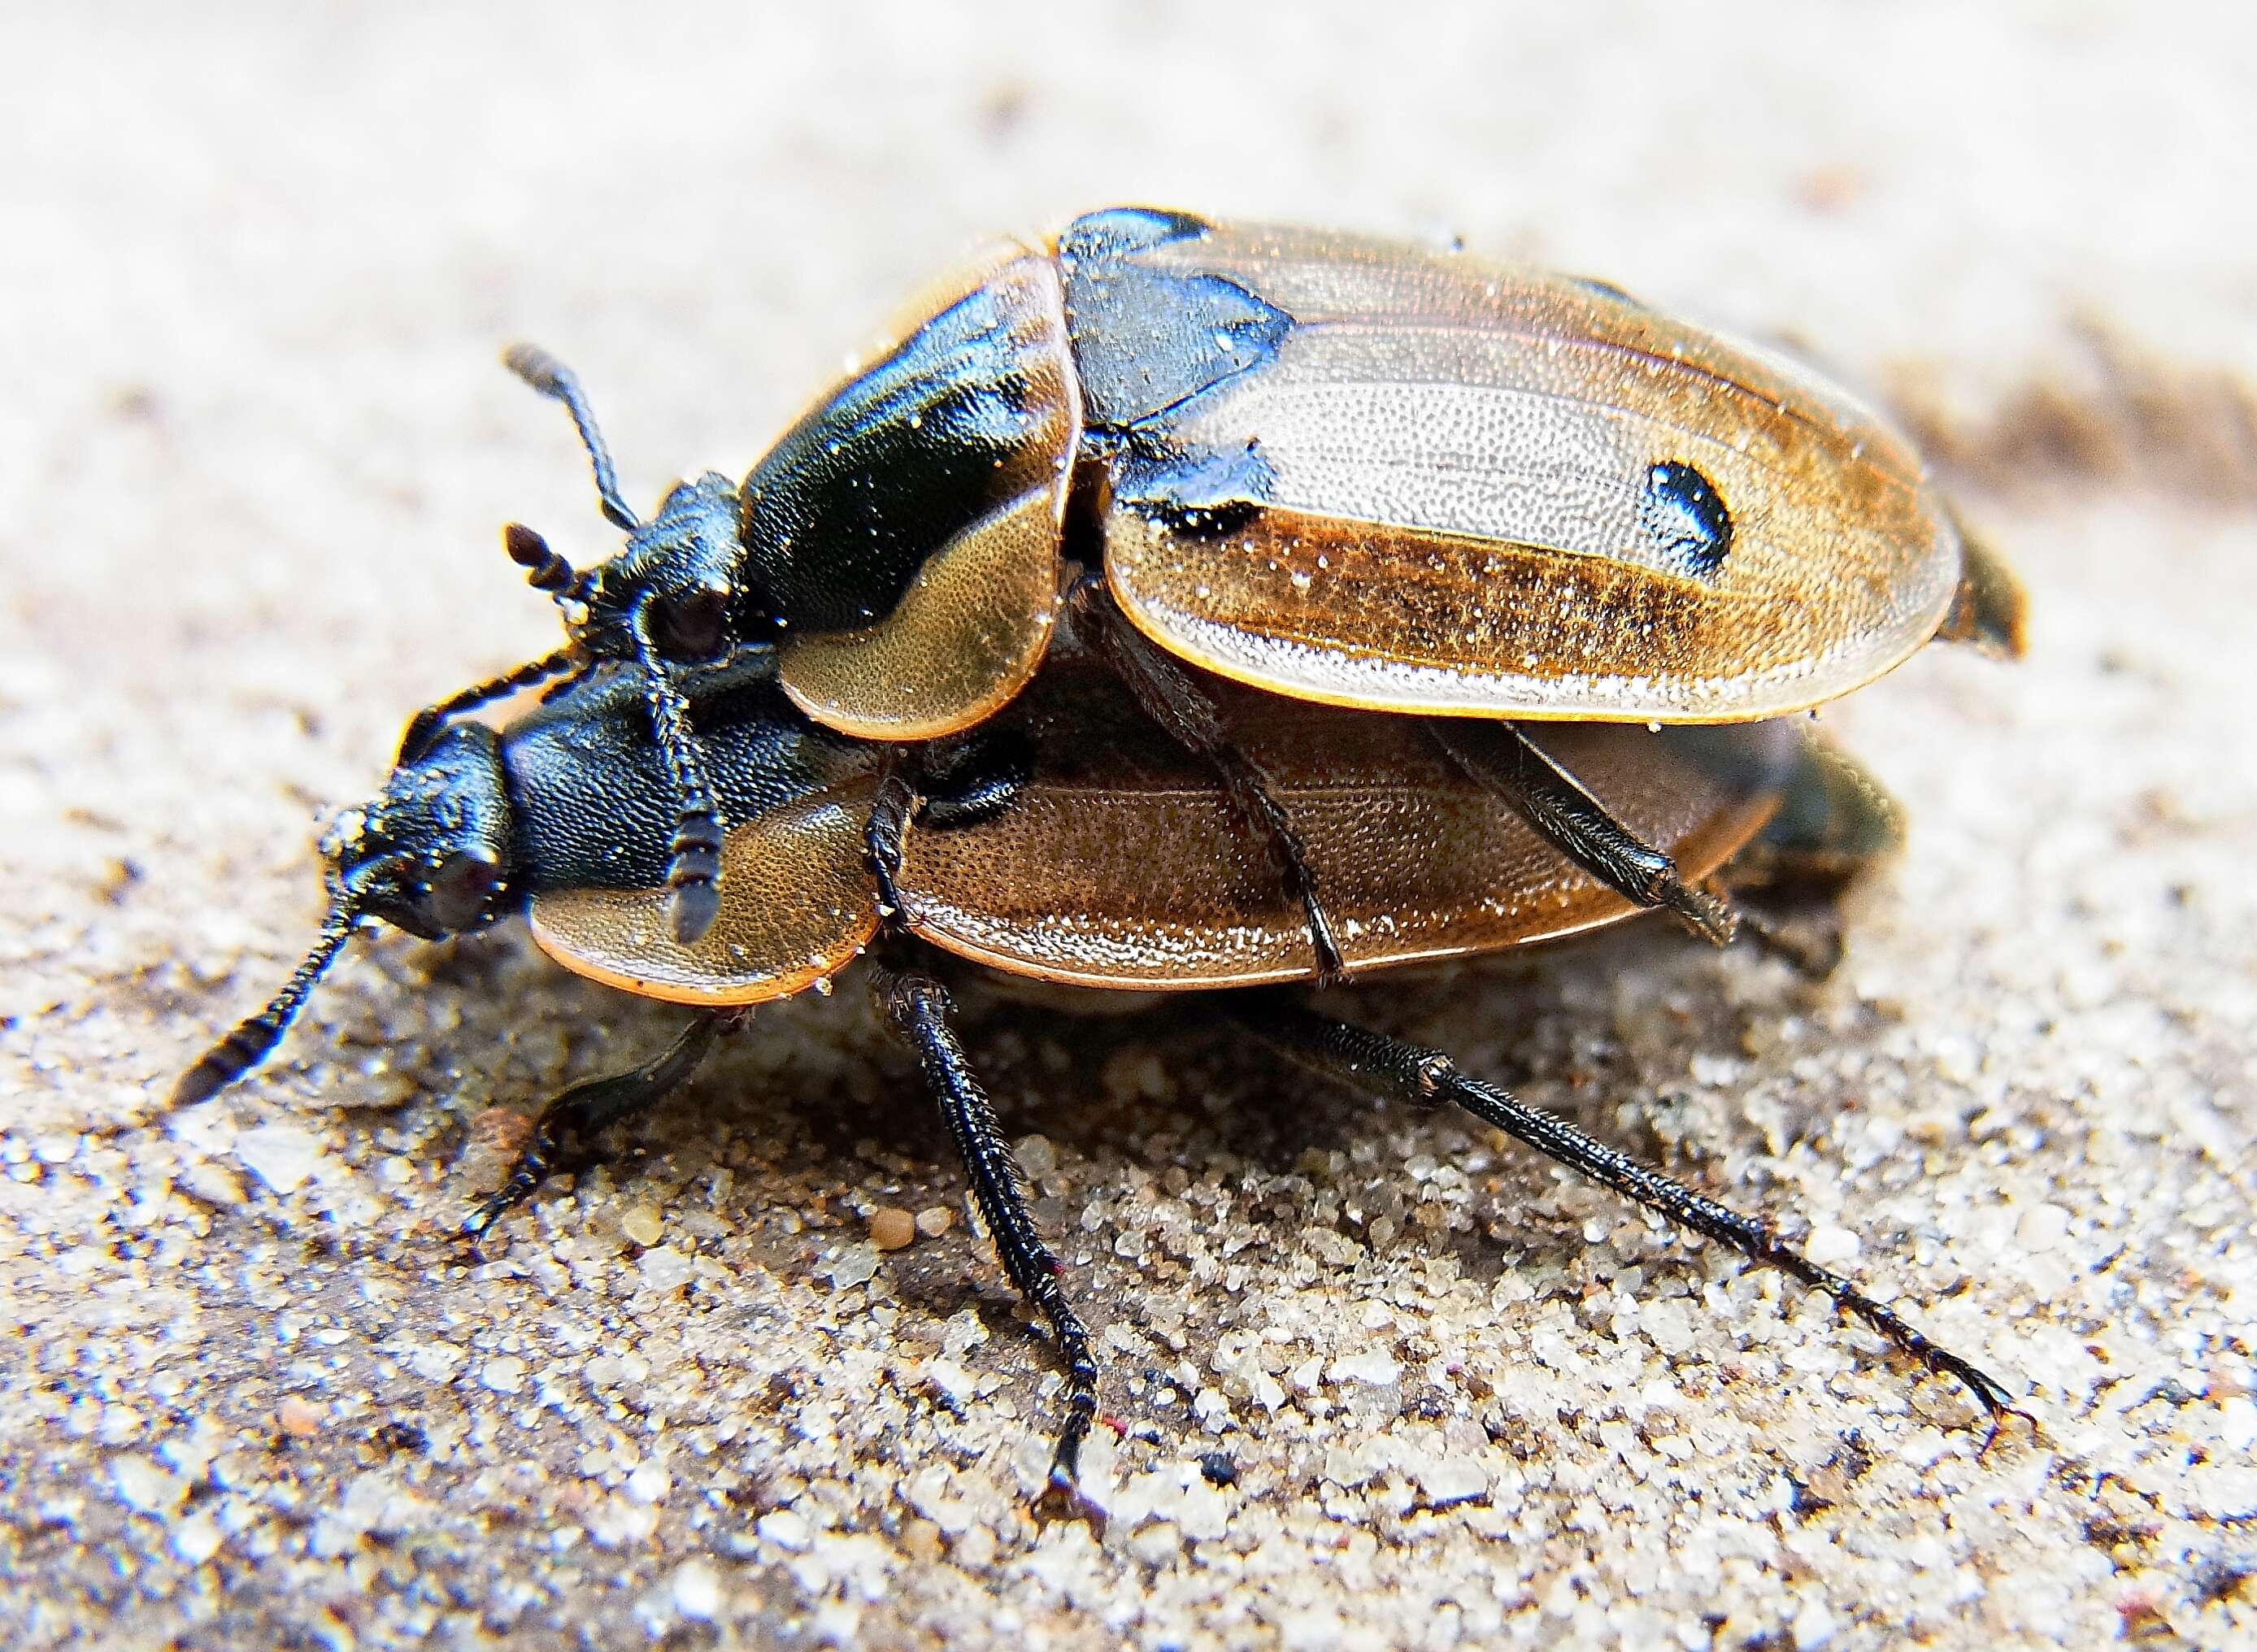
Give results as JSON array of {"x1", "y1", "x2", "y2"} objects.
[
  {"x1": 1077, "y1": 214, "x2": 1963, "y2": 723},
  {"x1": 894, "y1": 655, "x2": 1795, "y2": 989},
  {"x1": 747, "y1": 247, "x2": 1080, "y2": 740}
]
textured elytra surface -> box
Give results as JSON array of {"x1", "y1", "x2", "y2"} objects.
[
  {"x1": 1096, "y1": 220, "x2": 1959, "y2": 722},
  {"x1": 4, "y1": 5, "x2": 2256, "y2": 1651}
]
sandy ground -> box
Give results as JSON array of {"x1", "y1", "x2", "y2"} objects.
[{"x1": 4, "y1": 4, "x2": 2255, "y2": 1648}]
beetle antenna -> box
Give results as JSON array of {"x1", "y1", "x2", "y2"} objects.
[
  {"x1": 630, "y1": 598, "x2": 725, "y2": 945},
  {"x1": 502, "y1": 521, "x2": 580, "y2": 599},
  {"x1": 172, "y1": 902, "x2": 359, "y2": 1107},
  {"x1": 396, "y1": 645, "x2": 580, "y2": 764},
  {"x1": 502, "y1": 343, "x2": 641, "y2": 533}
]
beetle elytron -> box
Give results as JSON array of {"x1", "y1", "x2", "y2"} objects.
[{"x1": 179, "y1": 208, "x2": 2029, "y2": 1498}]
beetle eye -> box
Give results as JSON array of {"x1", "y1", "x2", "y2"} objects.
[
  {"x1": 425, "y1": 850, "x2": 501, "y2": 933},
  {"x1": 1640, "y1": 461, "x2": 1733, "y2": 577},
  {"x1": 652, "y1": 587, "x2": 728, "y2": 661}
]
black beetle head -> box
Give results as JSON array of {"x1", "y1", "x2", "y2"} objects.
[
  {"x1": 575, "y1": 472, "x2": 749, "y2": 669},
  {"x1": 323, "y1": 722, "x2": 517, "y2": 941},
  {"x1": 174, "y1": 722, "x2": 522, "y2": 1108}
]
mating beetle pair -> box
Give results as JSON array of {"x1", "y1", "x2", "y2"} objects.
[{"x1": 180, "y1": 208, "x2": 2029, "y2": 1498}]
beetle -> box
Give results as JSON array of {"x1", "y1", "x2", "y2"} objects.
[
  {"x1": 408, "y1": 206, "x2": 2023, "y2": 960},
  {"x1": 178, "y1": 639, "x2": 2024, "y2": 1498}
]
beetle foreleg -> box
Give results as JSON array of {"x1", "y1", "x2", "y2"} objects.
[
  {"x1": 630, "y1": 604, "x2": 726, "y2": 945},
  {"x1": 1064, "y1": 579, "x2": 1349, "y2": 985},
  {"x1": 462, "y1": 1012, "x2": 725, "y2": 1239},
  {"x1": 1429, "y1": 719, "x2": 1739, "y2": 946},
  {"x1": 873, "y1": 963, "x2": 1102, "y2": 1506},
  {"x1": 1232, "y1": 991, "x2": 2030, "y2": 1441}
]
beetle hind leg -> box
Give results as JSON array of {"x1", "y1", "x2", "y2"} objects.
[
  {"x1": 873, "y1": 963, "x2": 1102, "y2": 1506},
  {"x1": 463, "y1": 1013, "x2": 724, "y2": 1239},
  {"x1": 1065, "y1": 578, "x2": 1349, "y2": 985},
  {"x1": 1230, "y1": 990, "x2": 2029, "y2": 1437},
  {"x1": 1429, "y1": 718, "x2": 1740, "y2": 946}
]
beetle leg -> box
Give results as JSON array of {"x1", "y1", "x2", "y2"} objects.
[
  {"x1": 872, "y1": 963, "x2": 1102, "y2": 1505},
  {"x1": 462, "y1": 1013, "x2": 725, "y2": 1239},
  {"x1": 1428, "y1": 718, "x2": 1739, "y2": 946},
  {"x1": 630, "y1": 604, "x2": 727, "y2": 946},
  {"x1": 865, "y1": 767, "x2": 918, "y2": 921},
  {"x1": 395, "y1": 646, "x2": 581, "y2": 764},
  {"x1": 1064, "y1": 578, "x2": 1349, "y2": 985},
  {"x1": 1232, "y1": 991, "x2": 2030, "y2": 1440}
]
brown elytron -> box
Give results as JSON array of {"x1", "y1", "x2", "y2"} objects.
[
  {"x1": 896, "y1": 658, "x2": 1794, "y2": 989},
  {"x1": 530, "y1": 782, "x2": 883, "y2": 1006},
  {"x1": 772, "y1": 250, "x2": 1079, "y2": 739},
  {"x1": 1094, "y1": 220, "x2": 1962, "y2": 720}
]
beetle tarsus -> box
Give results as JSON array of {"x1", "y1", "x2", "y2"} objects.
[
  {"x1": 1232, "y1": 991, "x2": 2024, "y2": 1433},
  {"x1": 628, "y1": 612, "x2": 727, "y2": 946},
  {"x1": 875, "y1": 964, "x2": 1102, "y2": 1510},
  {"x1": 1658, "y1": 876, "x2": 1739, "y2": 948},
  {"x1": 463, "y1": 1014, "x2": 724, "y2": 1238},
  {"x1": 665, "y1": 803, "x2": 725, "y2": 944}
]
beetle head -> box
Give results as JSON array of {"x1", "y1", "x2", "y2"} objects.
[
  {"x1": 174, "y1": 723, "x2": 521, "y2": 1107},
  {"x1": 323, "y1": 722, "x2": 517, "y2": 941},
  {"x1": 574, "y1": 473, "x2": 750, "y2": 670}
]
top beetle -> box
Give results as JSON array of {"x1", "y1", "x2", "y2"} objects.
[{"x1": 428, "y1": 207, "x2": 2020, "y2": 941}]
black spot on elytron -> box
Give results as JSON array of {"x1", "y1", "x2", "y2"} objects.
[
  {"x1": 1640, "y1": 460, "x2": 1733, "y2": 577},
  {"x1": 1115, "y1": 437, "x2": 1275, "y2": 539}
]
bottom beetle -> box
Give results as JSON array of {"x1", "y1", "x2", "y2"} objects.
[{"x1": 177, "y1": 642, "x2": 2023, "y2": 1494}]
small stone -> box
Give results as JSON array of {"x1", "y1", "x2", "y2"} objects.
[
  {"x1": 403, "y1": 1341, "x2": 464, "y2": 1383},
  {"x1": 177, "y1": 1161, "x2": 246, "y2": 1207},
  {"x1": 236, "y1": 1124, "x2": 325, "y2": 1194},
  {"x1": 2015, "y1": 1201, "x2": 2070, "y2": 1252},
  {"x1": 1412, "y1": 1456, "x2": 1489, "y2": 1508},
  {"x1": 111, "y1": 1456, "x2": 188, "y2": 1515},
  {"x1": 1804, "y1": 1225, "x2": 1861, "y2": 1267},
  {"x1": 625, "y1": 1462, "x2": 670, "y2": 1504},
  {"x1": 1015, "y1": 1133, "x2": 1058, "y2": 1180},
  {"x1": 827, "y1": 1244, "x2": 881, "y2": 1289},
  {"x1": 636, "y1": 1245, "x2": 695, "y2": 1293},
  {"x1": 924, "y1": 1359, "x2": 977, "y2": 1408},
  {"x1": 1792, "y1": 1598, "x2": 1837, "y2": 1649},
  {"x1": 481, "y1": 1356, "x2": 527, "y2": 1395},
  {"x1": 915, "y1": 1206, "x2": 953, "y2": 1238},
  {"x1": 671, "y1": 1558, "x2": 722, "y2": 1620},
  {"x1": 1330, "y1": 1350, "x2": 1400, "y2": 1387},
  {"x1": 276, "y1": 1396, "x2": 325, "y2": 1439},
  {"x1": 869, "y1": 1208, "x2": 916, "y2": 1250},
  {"x1": 756, "y1": 1508, "x2": 811, "y2": 1551},
  {"x1": 172, "y1": 1512, "x2": 224, "y2": 1564},
  {"x1": 620, "y1": 1206, "x2": 664, "y2": 1247}
]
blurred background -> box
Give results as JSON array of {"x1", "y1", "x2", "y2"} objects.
[{"x1": 4, "y1": 3, "x2": 2253, "y2": 1648}]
